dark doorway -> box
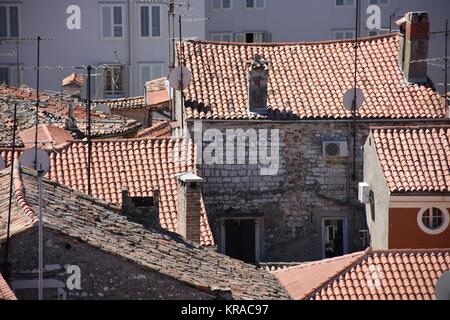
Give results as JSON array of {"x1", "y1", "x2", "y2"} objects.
[
  {"x1": 323, "y1": 219, "x2": 346, "y2": 258},
  {"x1": 225, "y1": 219, "x2": 256, "y2": 263}
]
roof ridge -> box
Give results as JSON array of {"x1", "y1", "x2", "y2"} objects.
[
  {"x1": 302, "y1": 248, "x2": 372, "y2": 300},
  {"x1": 12, "y1": 165, "x2": 39, "y2": 225},
  {"x1": 186, "y1": 33, "x2": 398, "y2": 47},
  {"x1": 370, "y1": 248, "x2": 450, "y2": 255},
  {"x1": 19, "y1": 167, "x2": 123, "y2": 213},
  {"x1": 370, "y1": 125, "x2": 450, "y2": 130}
]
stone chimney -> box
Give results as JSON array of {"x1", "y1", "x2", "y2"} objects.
[
  {"x1": 62, "y1": 73, "x2": 84, "y2": 99},
  {"x1": 248, "y1": 54, "x2": 269, "y2": 113},
  {"x1": 121, "y1": 188, "x2": 160, "y2": 229},
  {"x1": 396, "y1": 12, "x2": 430, "y2": 84},
  {"x1": 176, "y1": 172, "x2": 203, "y2": 243}
]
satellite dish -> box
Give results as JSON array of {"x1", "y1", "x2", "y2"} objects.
[
  {"x1": 168, "y1": 66, "x2": 192, "y2": 90},
  {"x1": 0, "y1": 155, "x2": 5, "y2": 170},
  {"x1": 19, "y1": 148, "x2": 51, "y2": 175},
  {"x1": 94, "y1": 103, "x2": 111, "y2": 114},
  {"x1": 436, "y1": 270, "x2": 450, "y2": 300},
  {"x1": 343, "y1": 88, "x2": 365, "y2": 111}
]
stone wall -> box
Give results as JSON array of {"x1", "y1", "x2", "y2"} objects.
[
  {"x1": 188, "y1": 120, "x2": 370, "y2": 262},
  {"x1": 1, "y1": 228, "x2": 213, "y2": 300}
]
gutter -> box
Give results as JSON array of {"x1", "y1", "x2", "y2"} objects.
[
  {"x1": 128, "y1": 0, "x2": 133, "y2": 96},
  {"x1": 186, "y1": 118, "x2": 450, "y2": 125}
]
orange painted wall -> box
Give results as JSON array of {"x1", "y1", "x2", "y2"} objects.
[{"x1": 389, "y1": 208, "x2": 450, "y2": 249}]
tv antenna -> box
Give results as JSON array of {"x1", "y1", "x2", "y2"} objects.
[
  {"x1": 168, "y1": 65, "x2": 191, "y2": 90},
  {"x1": 343, "y1": 88, "x2": 364, "y2": 111},
  {"x1": 19, "y1": 148, "x2": 51, "y2": 301},
  {"x1": 436, "y1": 270, "x2": 450, "y2": 300}
]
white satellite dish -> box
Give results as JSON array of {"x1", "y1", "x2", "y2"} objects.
[
  {"x1": 94, "y1": 103, "x2": 111, "y2": 114},
  {"x1": 19, "y1": 148, "x2": 51, "y2": 175},
  {"x1": 343, "y1": 88, "x2": 365, "y2": 111},
  {"x1": 168, "y1": 66, "x2": 192, "y2": 90},
  {"x1": 436, "y1": 270, "x2": 450, "y2": 300},
  {"x1": 0, "y1": 155, "x2": 5, "y2": 170}
]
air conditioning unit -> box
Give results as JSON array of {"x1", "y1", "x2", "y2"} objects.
[
  {"x1": 358, "y1": 182, "x2": 370, "y2": 204},
  {"x1": 323, "y1": 141, "x2": 348, "y2": 157}
]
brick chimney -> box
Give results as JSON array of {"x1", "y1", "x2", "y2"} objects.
[
  {"x1": 62, "y1": 73, "x2": 84, "y2": 99},
  {"x1": 121, "y1": 188, "x2": 160, "y2": 229},
  {"x1": 176, "y1": 172, "x2": 203, "y2": 243},
  {"x1": 396, "y1": 12, "x2": 430, "y2": 84},
  {"x1": 248, "y1": 54, "x2": 269, "y2": 114}
]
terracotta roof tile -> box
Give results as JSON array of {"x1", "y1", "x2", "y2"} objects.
[
  {"x1": 0, "y1": 167, "x2": 288, "y2": 300},
  {"x1": 0, "y1": 273, "x2": 16, "y2": 300},
  {"x1": 272, "y1": 251, "x2": 367, "y2": 300},
  {"x1": 44, "y1": 137, "x2": 213, "y2": 246},
  {"x1": 136, "y1": 120, "x2": 173, "y2": 138},
  {"x1": 371, "y1": 126, "x2": 450, "y2": 192},
  {"x1": 179, "y1": 34, "x2": 446, "y2": 120},
  {"x1": 274, "y1": 248, "x2": 450, "y2": 300},
  {"x1": 0, "y1": 85, "x2": 141, "y2": 147}
]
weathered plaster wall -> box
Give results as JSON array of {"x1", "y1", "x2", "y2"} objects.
[
  {"x1": 363, "y1": 132, "x2": 390, "y2": 250},
  {"x1": 1, "y1": 228, "x2": 213, "y2": 300}
]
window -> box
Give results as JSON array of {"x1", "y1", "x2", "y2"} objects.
[
  {"x1": 210, "y1": 32, "x2": 233, "y2": 42},
  {"x1": 368, "y1": 30, "x2": 379, "y2": 36},
  {"x1": 322, "y1": 218, "x2": 348, "y2": 258},
  {"x1": 0, "y1": 67, "x2": 9, "y2": 85},
  {"x1": 140, "y1": 5, "x2": 161, "y2": 37},
  {"x1": 245, "y1": 0, "x2": 265, "y2": 9},
  {"x1": 369, "y1": 0, "x2": 389, "y2": 6},
  {"x1": 103, "y1": 64, "x2": 124, "y2": 97},
  {"x1": 335, "y1": 0, "x2": 355, "y2": 7},
  {"x1": 212, "y1": 0, "x2": 231, "y2": 10},
  {"x1": 101, "y1": 5, "x2": 124, "y2": 39},
  {"x1": 417, "y1": 207, "x2": 450, "y2": 235},
  {"x1": 235, "y1": 31, "x2": 270, "y2": 43},
  {"x1": 224, "y1": 219, "x2": 256, "y2": 263},
  {"x1": 333, "y1": 29, "x2": 355, "y2": 40},
  {"x1": 0, "y1": 65, "x2": 21, "y2": 86},
  {"x1": 140, "y1": 63, "x2": 163, "y2": 95},
  {"x1": 0, "y1": 4, "x2": 19, "y2": 37}
]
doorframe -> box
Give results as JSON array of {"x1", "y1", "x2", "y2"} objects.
[
  {"x1": 219, "y1": 217, "x2": 262, "y2": 262},
  {"x1": 321, "y1": 217, "x2": 348, "y2": 259}
]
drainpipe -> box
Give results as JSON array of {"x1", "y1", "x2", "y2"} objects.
[{"x1": 128, "y1": 0, "x2": 133, "y2": 96}]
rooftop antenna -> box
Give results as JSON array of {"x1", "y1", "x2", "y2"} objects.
[
  {"x1": 19, "y1": 148, "x2": 50, "y2": 301},
  {"x1": 33, "y1": 36, "x2": 41, "y2": 172},
  {"x1": 87, "y1": 65, "x2": 92, "y2": 196}
]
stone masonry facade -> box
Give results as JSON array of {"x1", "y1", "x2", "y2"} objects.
[
  {"x1": 1, "y1": 228, "x2": 213, "y2": 300},
  {"x1": 188, "y1": 120, "x2": 374, "y2": 262}
]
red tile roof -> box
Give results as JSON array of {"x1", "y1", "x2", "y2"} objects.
[
  {"x1": 272, "y1": 251, "x2": 366, "y2": 300},
  {"x1": 273, "y1": 248, "x2": 450, "y2": 300},
  {"x1": 180, "y1": 34, "x2": 446, "y2": 120},
  {"x1": 0, "y1": 273, "x2": 16, "y2": 300},
  {"x1": 0, "y1": 167, "x2": 288, "y2": 299},
  {"x1": 45, "y1": 137, "x2": 213, "y2": 246},
  {"x1": 136, "y1": 120, "x2": 172, "y2": 138},
  {"x1": 18, "y1": 124, "x2": 74, "y2": 150},
  {"x1": 371, "y1": 126, "x2": 450, "y2": 192},
  {"x1": 0, "y1": 85, "x2": 141, "y2": 147},
  {"x1": 145, "y1": 77, "x2": 170, "y2": 108},
  {"x1": 62, "y1": 73, "x2": 84, "y2": 87}
]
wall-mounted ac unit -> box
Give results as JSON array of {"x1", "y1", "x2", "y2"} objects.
[
  {"x1": 358, "y1": 182, "x2": 370, "y2": 204},
  {"x1": 323, "y1": 141, "x2": 348, "y2": 157}
]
